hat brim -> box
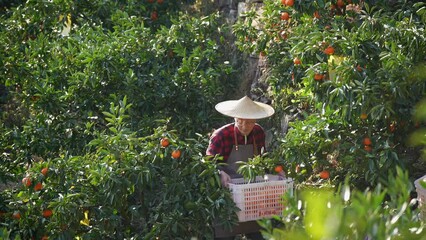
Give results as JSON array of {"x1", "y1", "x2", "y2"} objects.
[{"x1": 215, "y1": 96, "x2": 275, "y2": 119}]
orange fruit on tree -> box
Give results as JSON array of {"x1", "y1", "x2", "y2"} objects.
[
  {"x1": 323, "y1": 45, "x2": 335, "y2": 55},
  {"x1": 319, "y1": 170, "x2": 330, "y2": 179},
  {"x1": 337, "y1": 0, "x2": 345, "y2": 8},
  {"x1": 280, "y1": 12, "x2": 290, "y2": 21},
  {"x1": 41, "y1": 236, "x2": 49, "y2": 240},
  {"x1": 160, "y1": 138, "x2": 170, "y2": 147},
  {"x1": 41, "y1": 167, "x2": 48, "y2": 177},
  {"x1": 43, "y1": 209, "x2": 53, "y2": 218},
  {"x1": 274, "y1": 165, "x2": 283, "y2": 173},
  {"x1": 293, "y1": 57, "x2": 301, "y2": 65},
  {"x1": 34, "y1": 182, "x2": 43, "y2": 191},
  {"x1": 360, "y1": 113, "x2": 368, "y2": 120},
  {"x1": 157, "y1": 0, "x2": 164, "y2": 4},
  {"x1": 172, "y1": 149, "x2": 181, "y2": 159},
  {"x1": 314, "y1": 73, "x2": 324, "y2": 81},
  {"x1": 285, "y1": 0, "x2": 294, "y2": 7},
  {"x1": 313, "y1": 11, "x2": 320, "y2": 19},
  {"x1": 363, "y1": 137, "x2": 372, "y2": 146},
  {"x1": 22, "y1": 177, "x2": 31, "y2": 187},
  {"x1": 12, "y1": 211, "x2": 21, "y2": 219}
]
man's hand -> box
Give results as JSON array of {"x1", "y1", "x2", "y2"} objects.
[{"x1": 219, "y1": 170, "x2": 231, "y2": 188}]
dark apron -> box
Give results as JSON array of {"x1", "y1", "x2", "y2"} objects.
[{"x1": 214, "y1": 127, "x2": 261, "y2": 238}]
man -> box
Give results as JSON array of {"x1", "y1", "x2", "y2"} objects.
[{"x1": 206, "y1": 96, "x2": 275, "y2": 240}]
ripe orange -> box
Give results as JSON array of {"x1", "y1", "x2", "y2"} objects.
[
  {"x1": 274, "y1": 165, "x2": 283, "y2": 173},
  {"x1": 157, "y1": 0, "x2": 164, "y2": 3},
  {"x1": 319, "y1": 170, "x2": 330, "y2": 179},
  {"x1": 314, "y1": 73, "x2": 324, "y2": 81},
  {"x1": 337, "y1": 0, "x2": 345, "y2": 8},
  {"x1": 41, "y1": 236, "x2": 49, "y2": 240},
  {"x1": 151, "y1": 11, "x2": 158, "y2": 21},
  {"x1": 34, "y1": 182, "x2": 43, "y2": 191},
  {"x1": 364, "y1": 145, "x2": 372, "y2": 152},
  {"x1": 356, "y1": 65, "x2": 363, "y2": 72},
  {"x1": 160, "y1": 138, "x2": 170, "y2": 147},
  {"x1": 313, "y1": 11, "x2": 320, "y2": 19},
  {"x1": 43, "y1": 209, "x2": 53, "y2": 218},
  {"x1": 285, "y1": 0, "x2": 294, "y2": 7},
  {"x1": 280, "y1": 12, "x2": 290, "y2": 21},
  {"x1": 172, "y1": 149, "x2": 181, "y2": 159},
  {"x1": 12, "y1": 211, "x2": 21, "y2": 219},
  {"x1": 323, "y1": 45, "x2": 335, "y2": 55},
  {"x1": 360, "y1": 113, "x2": 368, "y2": 120},
  {"x1": 41, "y1": 167, "x2": 48, "y2": 177},
  {"x1": 22, "y1": 177, "x2": 31, "y2": 187},
  {"x1": 293, "y1": 57, "x2": 301, "y2": 65},
  {"x1": 281, "y1": 0, "x2": 286, "y2": 5},
  {"x1": 363, "y1": 137, "x2": 372, "y2": 146}
]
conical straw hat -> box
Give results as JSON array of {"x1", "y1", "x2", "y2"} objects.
[{"x1": 215, "y1": 96, "x2": 275, "y2": 119}]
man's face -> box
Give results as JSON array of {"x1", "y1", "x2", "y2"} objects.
[{"x1": 235, "y1": 118, "x2": 256, "y2": 136}]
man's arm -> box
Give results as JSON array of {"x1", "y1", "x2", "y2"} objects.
[{"x1": 206, "y1": 131, "x2": 231, "y2": 187}]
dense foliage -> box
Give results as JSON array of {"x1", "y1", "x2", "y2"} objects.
[
  {"x1": 1, "y1": 0, "x2": 426, "y2": 239},
  {"x1": 234, "y1": 0, "x2": 426, "y2": 188},
  {"x1": 0, "y1": 0, "x2": 240, "y2": 239},
  {"x1": 0, "y1": 0, "x2": 237, "y2": 178},
  {"x1": 232, "y1": 0, "x2": 426, "y2": 238}
]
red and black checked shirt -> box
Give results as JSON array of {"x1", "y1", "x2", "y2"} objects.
[{"x1": 206, "y1": 123, "x2": 266, "y2": 162}]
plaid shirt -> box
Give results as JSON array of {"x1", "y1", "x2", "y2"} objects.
[{"x1": 206, "y1": 123, "x2": 265, "y2": 162}]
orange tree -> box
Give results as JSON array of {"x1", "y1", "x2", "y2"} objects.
[
  {"x1": 1, "y1": 97, "x2": 238, "y2": 239},
  {"x1": 0, "y1": 1, "x2": 236, "y2": 181},
  {"x1": 0, "y1": 0, "x2": 241, "y2": 238},
  {"x1": 234, "y1": 0, "x2": 426, "y2": 188}
]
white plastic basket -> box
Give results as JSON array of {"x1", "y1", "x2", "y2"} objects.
[
  {"x1": 228, "y1": 175, "x2": 294, "y2": 222},
  {"x1": 414, "y1": 175, "x2": 426, "y2": 217}
]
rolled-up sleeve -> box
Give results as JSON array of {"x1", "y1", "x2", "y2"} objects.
[{"x1": 206, "y1": 131, "x2": 223, "y2": 157}]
